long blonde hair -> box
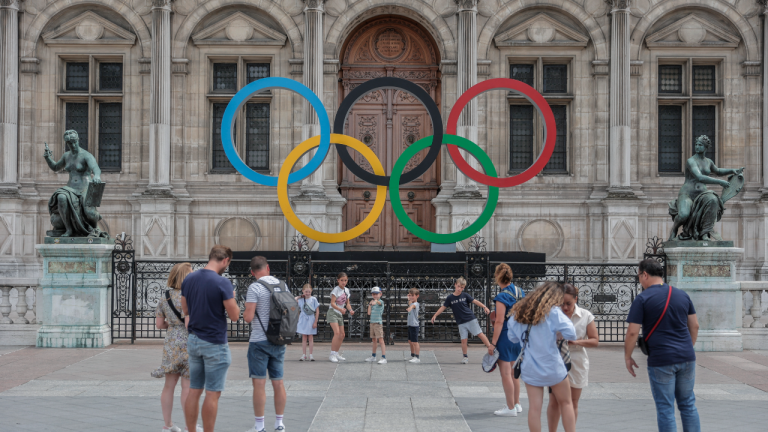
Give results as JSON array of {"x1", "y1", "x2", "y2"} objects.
[
  {"x1": 510, "y1": 281, "x2": 565, "y2": 325},
  {"x1": 167, "y1": 262, "x2": 193, "y2": 290}
]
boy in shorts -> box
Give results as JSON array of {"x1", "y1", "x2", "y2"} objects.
[
  {"x1": 365, "y1": 286, "x2": 387, "y2": 364},
  {"x1": 430, "y1": 277, "x2": 493, "y2": 364},
  {"x1": 407, "y1": 288, "x2": 421, "y2": 363}
]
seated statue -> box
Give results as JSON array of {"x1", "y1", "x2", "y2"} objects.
[
  {"x1": 668, "y1": 135, "x2": 744, "y2": 242},
  {"x1": 43, "y1": 130, "x2": 108, "y2": 238}
]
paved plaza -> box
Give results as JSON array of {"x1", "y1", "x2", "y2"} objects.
[{"x1": 1, "y1": 343, "x2": 767, "y2": 431}]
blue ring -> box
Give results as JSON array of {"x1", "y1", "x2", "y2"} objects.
[{"x1": 221, "y1": 77, "x2": 330, "y2": 186}]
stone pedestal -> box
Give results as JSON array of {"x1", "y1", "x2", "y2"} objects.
[
  {"x1": 666, "y1": 247, "x2": 743, "y2": 352},
  {"x1": 35, "y1": 240, "x2": 114, "y2": 348}
]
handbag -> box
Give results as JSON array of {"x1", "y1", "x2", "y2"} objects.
[
  {"x1": 513, "y1": 324, "x2": 532, "y2": 379},
  {"x1": 558, "y1": 338, "x2": 572, "y2": 371},
  {"x1": 637, "y1": 285, "x2": 673, "y2": 356},
  {"x1": 165, "y1": 290, "x2": 183, "y2": 322}
]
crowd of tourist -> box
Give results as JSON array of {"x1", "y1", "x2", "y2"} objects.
[{"x1": 150, "y1": 246, "x2": 701, "y2": 432}]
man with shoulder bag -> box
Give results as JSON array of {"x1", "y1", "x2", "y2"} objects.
[
  {"x1": 624, "y1": 259, "x2": 701, "y2": 432},
  {"x1": 243, "y1": 256, "x2": 299, "y2": 432}
]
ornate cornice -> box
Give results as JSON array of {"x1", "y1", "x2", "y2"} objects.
[
  {"x1": 606, "y1": 0, "x2": 631, "y2": 12},
  {"x1": 151, "y1": 0, "x2": 172, "y2": 11},
  {"x1": 759, "y1": 0, "x2": 768, "y2": 15},
  {"x1": 303, "y1": 0, "x2": 325, "y2": 13},
  {"x1": 0, "y1": 0, "x2": 21, "y2": 11},
  {"x1": 454, "y1": 0, "x2": 478, "y2": 13}
]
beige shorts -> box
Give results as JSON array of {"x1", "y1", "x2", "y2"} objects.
[
  {"x1": 370, "y1": 322, "x2": 384, "y2": 339},
  {"x1": 327, "y1": 308, "x2": 344, "y2": 325}
]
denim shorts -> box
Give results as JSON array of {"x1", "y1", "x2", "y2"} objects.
[
  {"x1": 458, "y1": 319, "x2": 483, "y2": 339},
  {"x1": 248, "y1": 340, "x2": 286, "y2": 380},
  {"x1": 187, "y1": 334, "x2": 231, "y2": 392}
]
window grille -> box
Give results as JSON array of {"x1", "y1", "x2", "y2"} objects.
[
  {"x1": 510, "y1": 64, "x2": 534, "y2": 87},
  {"x1": 65, "y1": 102, "x2": 89, "y2": 151},
  {"x1": 99, "y1": 63, "x2": 123, "y2": 92},
  {"x1": 659, "y1": 65, "x2": 682, "y2": 93},
  {"x1": 544, "y1": 105, "x2": 567, "y2": 172},
  {"x1": 213, "y1": 63, "x2": 237, "y2": 91},
  {"x1": 247, "y1": 63, "x2": 270, "y2": 84},
  {"x1": 98, "y1": 103, "x2": 122, "y2": 170},
  {"x1": 212, "y1": 103, "x2": 234, "y2": 171},
  {"x1": 658, "y1": 105, "x2": 683, "y2": 172},
  {"x1": 692, "y1": 105, "x2": 716, "y2": 161},
  {"x1": 692, "y1": 66, "x2": 715, "y2": 94},
  {"x1": 543, "y1": 65, "x2": 567, "y2": 93},
  {"x1": 246, "y1": 103, "x2": 270, "y2": 170},
  {"x1": 66, "y1": 63, "x2": 89, "y2": 91},
  {"x1": 509, "y1": 105, "x2": 533, "y2": 170}
]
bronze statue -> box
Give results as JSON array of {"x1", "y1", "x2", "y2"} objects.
[
  {"x1": 43, "y1": 130, "x2": 108, "y2": 238},
  {"x1": 668, "y1": 135, "x2": 744, "y2": 242}
]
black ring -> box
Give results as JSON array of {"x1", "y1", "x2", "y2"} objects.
[{"x1": 334, "y1": 77, "x2": 443, "y2": 186}]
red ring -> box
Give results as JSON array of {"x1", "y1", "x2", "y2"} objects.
[{"x1": 447, "y1": 78, "x2": 557, "y2": 188}]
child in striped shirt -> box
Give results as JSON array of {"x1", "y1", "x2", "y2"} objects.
[{"x1": 365, "y1": 286, "x2": 387, "y2": 364}]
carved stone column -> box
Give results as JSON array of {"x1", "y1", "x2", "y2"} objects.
[
  {"x1": 453, "y1": 0, "x2": 481, "y2": 197},
  {"x1": 607, "y1": 0, "x2": 634, "y2": 197},
  {"x1": 148, "y1": 0, "x2": 172, "y2": 193},
  {"x1": 299, "y1": 0, "x2": 326, "y2": 196},
  {"x1": 0, "y1": 0, "x2": 20, "y2": 194}
]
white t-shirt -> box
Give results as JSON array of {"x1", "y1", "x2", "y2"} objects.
[
  {"x1": 246, "y1": 275, "x2": 280, "y2": 343},
  {"x1": 330, "y1": 286, "x2": 350, "y2": 313}
]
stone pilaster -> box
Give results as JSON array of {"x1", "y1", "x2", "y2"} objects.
[
  {"x1": 762, "y1": 2, "x2": 768, "y2": 197},
  {"x1": 607, "y1": 0, "x2": 635, "y2": 198},
  {"x1": 148, "y1": 0, "x2": 172, "y2": 193},
  {"x1": 299, "y1": 0, "x2": 326, "y2": 197},
  {"x1": 0, "y1": 0, "x2": 20, "y2": 194},
  {"x1": 453, "y1": 0, "x2": 481, "y2": 197}
]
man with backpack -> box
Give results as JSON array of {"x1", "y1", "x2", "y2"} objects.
[
  {"x1": 244, "y1": 256, "x2": 298, "y2": 432},
  {"x1": 625, "y1": 258, "x2": 701, "y2": 432}
]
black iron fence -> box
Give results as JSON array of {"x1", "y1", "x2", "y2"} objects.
[{"x1": 111, "y1": 238, "x2": 662, "y2": 344}]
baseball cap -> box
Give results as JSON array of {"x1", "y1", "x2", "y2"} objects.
[{"x1": 371, "y1": 286, "x2": 381, "y2": 294}]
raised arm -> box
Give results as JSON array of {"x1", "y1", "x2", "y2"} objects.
[
  {"x1": 711, "y1": 161, "x2": 743, "y2": 178},
  {"x1": 43, "y1": 143, "x2": 65, "y2": 172}
]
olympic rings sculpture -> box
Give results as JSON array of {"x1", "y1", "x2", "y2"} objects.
[{"x1": 221, "y1": 77, "x2": 556, "y2": 245}]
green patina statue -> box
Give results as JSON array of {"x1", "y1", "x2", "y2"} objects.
[
  {"x1": 668, "y1": 135, "x2": 744, "y2": 242},
  {"x1": 43, "y1": 130, "x2": 108, "y2": 238}
]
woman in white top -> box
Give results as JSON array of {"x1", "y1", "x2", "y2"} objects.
[
  {"x1": 327, "y1": 272, "x2": 354, "y2": 362},
  {"x1": 507, "y1": 281, "x2": 577, "y2": 432},
  {"x1": 546, "y1": 283, "x2": 598, "y2": 431}
]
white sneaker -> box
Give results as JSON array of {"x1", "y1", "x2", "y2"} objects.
[
  {"x1": 378, "y1": 358, "x2": 387, "y2": 364},
  {"x1": 163, "y1": 426, "x2": 181, "y2": 432},
  {"x1": 329, "y1": 354, "x2": 338, "y2": 363},
  {"x1": 494, "y1": 405, "x2": 518, "y2": 417},
  {"x1": 299, "y1": 354, "x2": 307, "y2": 361},
  {"x1": 409, "y1": 357, "x2": 421, "y2": 363},
  {"x1": 309, "y1": 354, "x2": 315, "y2": 361},
  {"x1": 243, "y1": 428, "x2": 265, "y2": 432},
  {"x1": 461, "y1": 357, "x2": 469, "y2": 364},
  {"x1": 365, "y1": 356, "x2": 376, "y2": 362},
  {"x1": 183, "y1": 426, "x2": 203, "y2": 432},
  {"x1": 515, "y1": 403, "x2": 523, "y2": 413},
  {"x1": 336, "y1": 353, "x2": 346, "y2": 361}
]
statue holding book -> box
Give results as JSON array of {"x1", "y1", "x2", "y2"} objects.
[
  {"x1": 667, "y1": 135, "x2": 744, "y2": 243},
  {"x1": 43, "y1": 130, "x2": 108, "y2": 238}
]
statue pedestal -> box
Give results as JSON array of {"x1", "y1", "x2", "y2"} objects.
[
  {"x1": 35, "y1": 240, "x2": 114, "y2": 348},
  {"x1": 666, "y1": 246, "x2": 743, "y2": 352}
]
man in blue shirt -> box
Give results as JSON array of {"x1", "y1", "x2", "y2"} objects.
[
  {"x1": 181, "y1": 245, "x2": 241, "y2": 432},
  {"x1": 625, "y1": 259, "x2": 701, "y2": 432}
]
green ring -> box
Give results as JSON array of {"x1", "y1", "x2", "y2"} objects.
[{"x1": 390, "y1": 134, "x2": 499, "y2": 244}]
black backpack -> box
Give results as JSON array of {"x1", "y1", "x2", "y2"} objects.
[{"x1": 253, "y1": 278, "x2": 299, "y2": 345}]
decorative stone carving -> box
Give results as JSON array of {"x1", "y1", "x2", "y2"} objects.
[
  {"x1": 215, "y1": 217, "x2": 260, "y2": 252},
  {"x1": 518, "y1": 219, "x2": 564, "y2": 258},
  {"x1": 173, "y1": 0, "x2": 197, "y2": 15},
  {"x1": 0, "y1": 0, "x2": 20, "y2": 9},
  {"x1": 609, "y1": 218, "x2": 637, "y2": 259},
  {"x1": 645, "y1": 14, "x2": 740, "y2": 48},
  {"x1": 527, "y1": 20, "x2": 556, "y2": 43},
  {"x1": 192, "y1": 12, "x2": 288, "y2": 46},
  {"x1": 225, "y1": 18, "x2": 255, "y2": 42},
  {"x1": 454, "y1": 0, "x2": 477, "y2": 13},
  {"x1": 606, "y1": 0, "x2": 631, "y2": 10},
  {"x1": 374, "y1": 28, "x2": 407, "y2": 60},
  {"x1": 75, "y1": 18, "x2": 105, "y2": 41},
  {"x1": 0, "y1": 216, "x2": 11, "y2": 255},
  {"x1": 23, "y1": 0, "x2": 46, "y2": 15},
  {"x1": 679, "y1": 20, "x2": 707, "y2": 44},
  {"x1": 42, "y1": 11, "x2": 137, "y2": 46},
  {"x1": 132, "y1": 0, "x2": 152, "y2": 15},
  {"x1": 494, "y1": 13, "x2": 589, "y2": 47}
]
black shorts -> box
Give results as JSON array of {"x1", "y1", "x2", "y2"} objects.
[{"x1": 408, "y1": 326, "x2": 419, "y2": 343}]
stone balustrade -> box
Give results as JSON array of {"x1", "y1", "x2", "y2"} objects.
[
  {"x1": 740, "y1": 281, "x2": 768, "y2": 350},
  {"x1": 0, "y1": 280, "x2": 41, "y2": 345}
]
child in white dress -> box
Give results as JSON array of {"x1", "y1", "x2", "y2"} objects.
[{"x1": 295, "y1": 284, "x2": 319, "y2": 361}]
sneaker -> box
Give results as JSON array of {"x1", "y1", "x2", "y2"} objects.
[
  {"x1": 461, "y1": 357, "x2": 469, "y2": 364},
  {"x1": 275, "y1": 427, "x2": 285, "y2": 431},
  {"x1": 365, "y1": 356, "x2": 376, "y2": 362},
  {"x1": 299, "y1": 354, "x2": 307, "y2": 361},
  {"x1": 243, "y1": 428, "x2": 266, "y2": 432},
  {"x1": 408, "y1": 357, "x2": 420, "y2": 363},
  {"x1": 494, "y1": 405, "x2": 518, "y2": 417},
  {"x1": 183, "y1": 426, "x2": 203, "y2": 432},
  {"x1": 378, "y1": 358, "x2": 387, "y2": 364},
  {"x1": 329, "y1": 354, "x2": 338, "y2": 363},
  {"x1": 336, "y1": 353, "x2": 346, "y2": 361},
  {"x1": 515, "y1": 403, "x2": 523, "y2": 413},
  {"x1": 163, "y1": 426, "x2": 181, "y2": 432},
  {"x1": 309, "y1": 354, "x2": 315, "y2": 361}
]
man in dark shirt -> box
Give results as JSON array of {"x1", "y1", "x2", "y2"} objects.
[
  {"x1": 181, "y1": 245, "x2": 241, "y2": 432},
  {"x1": 625, "y1": 259, "x2": 701, "y2": 432},
  {"x1": 430, "y1": 277, "x2": 492, "y2": 363}
]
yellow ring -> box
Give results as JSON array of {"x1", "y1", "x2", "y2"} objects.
[{"x1": 278, "y1": 133, "x2": 387, "y2": 244}]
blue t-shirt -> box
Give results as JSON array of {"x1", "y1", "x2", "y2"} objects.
[
  {"x1": 181, "y1": 269, "x2": 234, "y2": 345},
  {"x1": 626, "y1": 284, "x2": 696, "y2": 367},
  {"x1": 443, "y1": 292, "x2": 476, "y2": 325}
]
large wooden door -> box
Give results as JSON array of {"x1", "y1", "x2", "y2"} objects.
[{"x1": 339, "y1": 17, "x2": 441, "y2": 251}]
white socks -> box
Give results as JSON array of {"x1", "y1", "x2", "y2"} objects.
[
  {"x1": 255, "y1": 416, "x2": 264, "y2": 431},
  {"x1": 275, "y1": 415, "x2": 284, "y2": 429}
]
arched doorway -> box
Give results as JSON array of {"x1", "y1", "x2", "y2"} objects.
[{"x1": 338, "y1": 16, "x2": 441, "y2": 251}]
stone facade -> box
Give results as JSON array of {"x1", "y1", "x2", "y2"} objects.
[{"x1": 1, "y1": 0, "x2": 768, "y2": 279}]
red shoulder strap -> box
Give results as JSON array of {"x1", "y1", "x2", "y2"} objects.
[{"x1": 644, "y1": 285, "x2": 672, "y2": 341}]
